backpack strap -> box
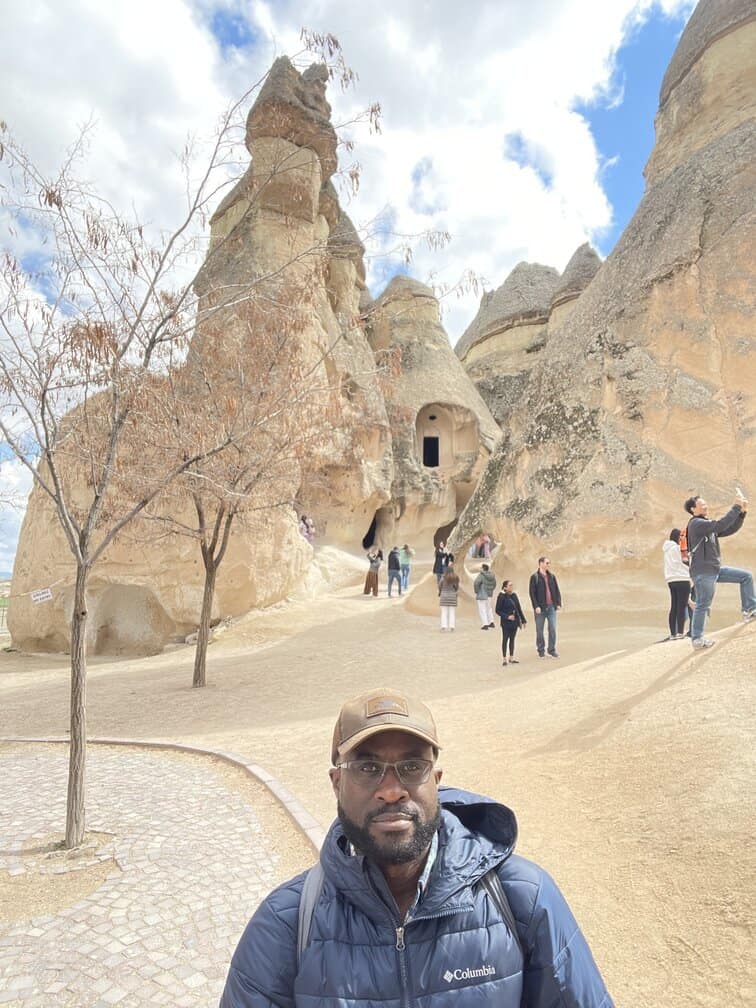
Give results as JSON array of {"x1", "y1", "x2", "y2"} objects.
[
  {"x1": 479, "y1": 868, "x2": 524, "y2": 956},
  {"x1": 297, "y1": 861, "x2": 325, "y2": 967}
]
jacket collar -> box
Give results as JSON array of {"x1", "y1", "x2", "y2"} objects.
[{"x1": 320, "y1": 788, "x2": 517, "y2": 923}]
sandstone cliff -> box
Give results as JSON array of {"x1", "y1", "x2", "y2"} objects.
[{"x1": 452, "y1": 0, "x2": 756, "y2": 576}]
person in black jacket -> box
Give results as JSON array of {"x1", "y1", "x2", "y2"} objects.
[
  {"x1": 685, "y1": 493, "x2": 755, "y2": 648},
  {"x1": 528, "y1": 557, "x2": 562, "y2": 658},
  {"x1": 387, "y1": 547, "x2": 402, "y2": 597},
  {"x1": 495, "y1": 580, "x2": 527, "y2": 665},
  {"x1": 432, "y1": 541, "x2": 446, "y2": 585}
]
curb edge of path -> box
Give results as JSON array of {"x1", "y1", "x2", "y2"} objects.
[{"x1": 0, "y1": 735, "x2": 326, "y2": 854}]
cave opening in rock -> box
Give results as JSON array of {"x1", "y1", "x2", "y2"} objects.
[
  {"x1": 423, "y1": 436, "x2": 440, "y2": 467},
  {"x1": 362, "y1": 513, "x2": 377, "y2": 549}
]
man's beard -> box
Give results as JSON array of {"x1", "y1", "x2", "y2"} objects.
[{"x1": 338, "y1": 800, "x2": 441, "y2": 865}]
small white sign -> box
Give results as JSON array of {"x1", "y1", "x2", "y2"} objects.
[{"x1": 31, "y1": 587, "x2": 53, "y2": 604}]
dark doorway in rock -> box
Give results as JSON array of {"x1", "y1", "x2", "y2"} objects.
[
  {"x1": 423, "y1": 436, "x2": 440, "y2": 467},
  {"x1": 362, "y1": 513, "x2": 377, "y2": 549}
]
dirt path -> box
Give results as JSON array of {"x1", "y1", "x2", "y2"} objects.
[{"x1": 1, "y1": 566, "x2": 755, "y2": 1008}]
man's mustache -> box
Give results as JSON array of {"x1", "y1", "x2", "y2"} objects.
[{"x1": 367, "y1": 804, "x2": 417, "y2": 823}]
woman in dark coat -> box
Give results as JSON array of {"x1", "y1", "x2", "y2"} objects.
[
  {"x1": 495, "y1": 579, "x2": 527, "y2": 665},
  {"x1": 433, "y1": 541, "x2": 447, "y2": 585}
]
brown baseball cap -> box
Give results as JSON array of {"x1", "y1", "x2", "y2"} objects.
[{"x1": 331, "y1": 688, "x2": 440, "y2": 764}]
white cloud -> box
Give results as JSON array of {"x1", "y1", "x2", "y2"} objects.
[
  {"x1": 0, "y1": 0, "x2": 693, "y2": 567},
  {"x1": 0, "y1": 459, "x2": 35, "y2": 575}
]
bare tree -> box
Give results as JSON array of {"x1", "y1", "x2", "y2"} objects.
[
  {"x1": 0, "y1": 34, "x2": 371, "y2": 847},
  {"x1": 155, "y1": 278, "x2": 344, "y2": 688}
]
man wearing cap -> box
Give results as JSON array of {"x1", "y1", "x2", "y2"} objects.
[{"x1": 221, "y1": 688, "x2": 613, "y2": 1007}]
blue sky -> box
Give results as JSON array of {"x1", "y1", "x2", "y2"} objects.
[{"x1": 576, "y1": 5, "x2": 690, "y2": 254}]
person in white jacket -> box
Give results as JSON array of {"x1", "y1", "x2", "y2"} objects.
[{"x1": 663, "y1": 529, "x2": 692, "y2": 639}]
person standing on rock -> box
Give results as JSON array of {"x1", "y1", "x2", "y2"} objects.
[
  {"x1": 685, "y1": 493, "x2": 755, "y2": 649},
  {"x1": 399, "y1": 543, "x2": 414, "y2": 592},
  {"x1": 663, "y1": 529, "x2": 691, "y2": 640},
  {"x1": 438, "y1": 564, "x2": 460, "y2": 631},
  {"x1": 473, "y1": 563, "x2": 497, "y2": 630},
  {"x1": 364, "y1": 549, "x2": 383, "y2": 598},
  {"x1": 220, "y1": 687, "x2": 615, "y2": 1008},
  {"x1": 495, "y1": 579, "x2": 527, "y2": 665},
  {"x1": 387, "y1": 547, "x2": 402, "y2": 598},
  {"x1": 528, "y1": 557, "x2": 562, "y2": 658}
]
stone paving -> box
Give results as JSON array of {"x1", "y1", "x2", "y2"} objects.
[{"x1": 0, "y1": 745, "x2": 299, "y2": 1007}]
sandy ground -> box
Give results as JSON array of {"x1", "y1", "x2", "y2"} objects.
[{"x1": 1, "y1": 556, "x2": 755, "y2": 1008}]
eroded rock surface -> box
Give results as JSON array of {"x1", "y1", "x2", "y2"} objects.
[
  {"x1": 452, "y1": 0, "x2": 756, "y2": 573},
  {"x1": 365, "y1": 276, "x2": 500, "y2": 545}
]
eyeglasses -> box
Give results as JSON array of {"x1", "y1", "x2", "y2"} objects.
[{"x1": 337, "y1": 758, "x2": 435, "y2": 787}]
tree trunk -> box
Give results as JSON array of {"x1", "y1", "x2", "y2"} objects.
[
  {"x1": 193, "y1": 562, "x2": 217, "y2": 688},
  {"x1": 65, "y1": 562, "x2": 88, "y2": 849}
]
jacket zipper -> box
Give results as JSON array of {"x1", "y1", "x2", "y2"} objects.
[{"x1": 393, "y1": 903, "x2": 474, "y2": 1008}]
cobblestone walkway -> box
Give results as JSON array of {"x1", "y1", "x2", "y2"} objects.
[{"x1": 0, "y1": 746, "x2": 295, "y2": 1007}]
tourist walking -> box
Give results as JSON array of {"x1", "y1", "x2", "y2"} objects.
[
  {"x1": 363, "y1": 549, "x2": 383, "y2": 597},
  {"x1": 399, "y1": 543, "x2": 414, "y2": 591},
  {"x1": 685, "y1": 493, "x2": 755, "y2": 649},
  {"x1": 221, "y1": 687, "x2": 615, "y2": 1008},
  {"x1": 473, "y1": 563, "x2": 497, "y2": 629},
  {"x1": 495, "y1": 580, "x2": 527, "y2": 665},
  {"x1": 387, "y1": 546, "x2": 402, "y2": 597},
  {"x1": 663, "y1": 529, "x2": 691, "y2": 639},
  {"x1": 438, "y1": 564, "x2": 460, "y2": 631},
  {"x1": 528, "y1": 556, "x2": 562, "y2": 658}
]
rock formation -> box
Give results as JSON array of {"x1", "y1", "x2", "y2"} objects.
[
  {"x1": 365, "y1": 276, "x2": 500, "y2": 546},
  {"x1": 452, "y1": 0, "x2": 756, "y2": 576},
  {"x1": 9, "y1": 58, "x2": 497, "y2": 653},
  {"x1": 457, "y1": 251, "x2": 600, "y2": 426},
  {"x1": 10, "y1": 57, "x2": 394, "y2": 654}
]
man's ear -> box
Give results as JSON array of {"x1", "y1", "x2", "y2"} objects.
[
  {"x1": 434, "y1": 767, "x2": 443, "y2": 786},
  {"x1": 329, "y1": 767, "x2": 341, "y2": 796}
]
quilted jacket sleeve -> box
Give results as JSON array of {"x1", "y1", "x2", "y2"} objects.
[
  {"x1": 520, "y1": 869, "x2": 613, "y2": 1008},
  {"x1": 219, "y1": 877, "x2": 301, "y2": 1008}
]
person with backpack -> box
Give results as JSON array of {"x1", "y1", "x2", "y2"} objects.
[
  {"x1": 685, "y1": 493, "x2": 755, "y2": 649},
  {"x1": 662, "y1": 529, "x2": 692, "y2": 639},
  {"x1": 220, "y1": 687, "x2": 614, "y2": 1008}
]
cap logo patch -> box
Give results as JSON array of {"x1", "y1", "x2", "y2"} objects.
[{"x1": 365, "y1": 697, "x2": 409, "y2": 718}]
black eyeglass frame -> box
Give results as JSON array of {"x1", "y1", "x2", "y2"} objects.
[{"x1": 336, "y1": 758, "x2": 435, "y2": 787}]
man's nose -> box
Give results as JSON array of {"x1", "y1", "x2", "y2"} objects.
[{"x1": 374, "y1": 765, "x2": 409, "y2": 801}]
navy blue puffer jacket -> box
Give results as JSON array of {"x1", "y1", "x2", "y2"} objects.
[{"x1": 221, "y1": 787, "x2": 613, "y2": 1007}]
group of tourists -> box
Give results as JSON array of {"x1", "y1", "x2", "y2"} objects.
[
  {"x1": 438, "y1": 551, "x2": 563, "y2": 662},
  {"x1": 663, "y1": 491, "x2": 755, "y2": 648},
  {"x1": 363, "y1": 545, "x2": 415, "y2": 597}
]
